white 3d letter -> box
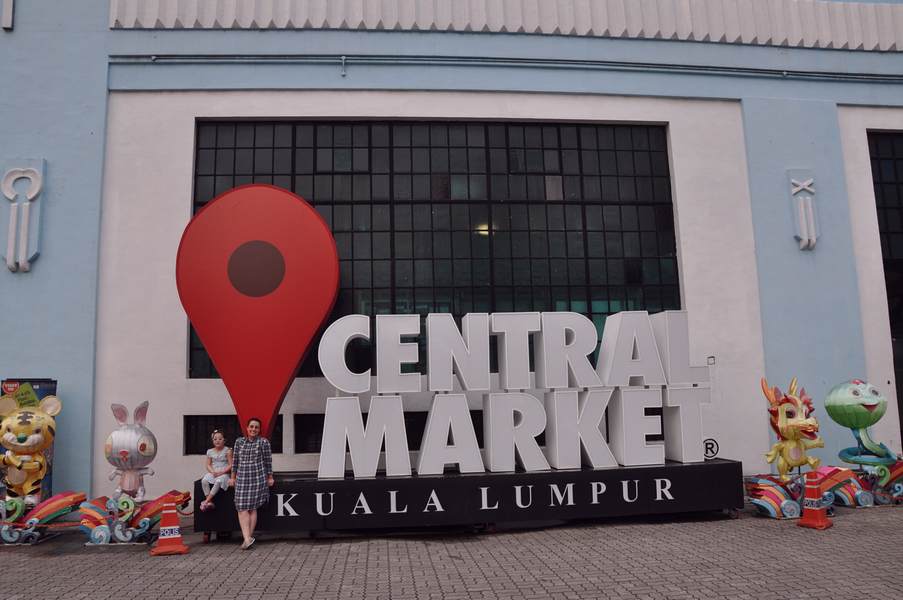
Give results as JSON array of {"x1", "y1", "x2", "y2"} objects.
[
  {"x1": 318, "y1": 314, "x2": 371, "y2": 394},
  {"x1": 417, "y1": 393, "x2": 484, "y2": 475},
  {"x1": 318, "y1": 395, "x2": 411, "y2": 478},
  {"x1": 650, "y1": 311, "x2": 711, "y2": 463},
  {"x1": 376, "y1": 314, "x2": 422, "y2": 394},
  {"x1": 491, "y1": 312, "x2": 540, "y2": 390},
  {"x1": 535, "y1": 312, "x2": 602, "y2": 390},
  {"x1": 662, "y1": 387, "x2": 709, "y2": 463},
  {"x1": 649, "y1": 311, "x2": 710, "y2": 386},
  {"x1": 596, "y1": 311, "x2": 666, "y2": 387},
  {"x1": 484, "y1": 392, "x2": 550, "y2": 472},
  {"x1": 426, "y1": 313, "x2": 490, "y2": 392},
  {"x1": 544, "y1": 388, "x2": 618, "y2": 469},
  {"x1": 607, "y1": 387, "x2": 665, "y2": 466}
]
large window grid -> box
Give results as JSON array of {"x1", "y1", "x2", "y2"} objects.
[
  {"x1": 872, "y1": 133, "x2": 903, "y2": 263},
  {"x1": 869, "y1": 131, "x2": 903, "y2": 436},
  {"x1": 183, "y1": 414, "x2": 284, "y2": 455},
  {"x1": 872, "y1": 131, "x2": 903, "y2": 336},
  {"x1": 190, "y1": 121, "x2": 680, "y2": 378}
]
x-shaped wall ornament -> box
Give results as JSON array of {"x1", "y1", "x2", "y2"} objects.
[
  {"x1": 788, "y1": 171, "x2": 817, "y2": 251},
  {"x1": 791, "y1": 178, "x2": 815, "y2": 196}
]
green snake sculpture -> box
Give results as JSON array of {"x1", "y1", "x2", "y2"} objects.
[{"x1": 824, "y1": 380, "x2": 899, "y2": 485}]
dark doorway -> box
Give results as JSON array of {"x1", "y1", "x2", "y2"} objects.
[{"x1": 868, "y1": 131, "x2": 903, "y2": 438}]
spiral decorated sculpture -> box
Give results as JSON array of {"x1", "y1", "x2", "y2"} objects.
[
  {"x1": 745, "y1": 466, "x2": 862, "y2": 519},
  {"x1": 0, "y1": 491, "x2": 87, "y2": 545},
  {"x1": 79, "y1": 490, "x2": 190, "y2": 545}
]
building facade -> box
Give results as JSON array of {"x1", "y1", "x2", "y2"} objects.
[{"x1": 2, "y1": 0, "x2": 903, "y2": 499}]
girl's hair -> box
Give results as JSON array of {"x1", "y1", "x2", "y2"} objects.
[
  {"x1": 210, "y1": 429, "x2": 225, "y2": 442},
  {"x1": 247, "y1": 417, "x2": 262, "y2": 427}
]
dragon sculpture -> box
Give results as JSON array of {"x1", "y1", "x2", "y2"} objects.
[
  {"x1": 762, "y1": 377, "x2": 824, "y2": 480},
  {"x1": 825, "y1": 380, "x2": 901, "y2": 489}
]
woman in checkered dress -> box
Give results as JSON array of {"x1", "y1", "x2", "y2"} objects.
[{"x1": 228, "y1": 417, "x2": 273, "y2": 549}]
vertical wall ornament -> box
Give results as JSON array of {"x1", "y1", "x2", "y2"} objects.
[
  {"x1": 788, "y1": 169, "x2": 818, "y2": 251},
  {"x1": 1, "y1": 0, "x2": 13, "y2": 30},
  {"x1": 2, "y1": 159, "x2": 45, "y2": 272}
]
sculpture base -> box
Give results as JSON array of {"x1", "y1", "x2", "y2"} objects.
[{"x1": 195, "y1": 459, "x2": 743, "y2": 534}]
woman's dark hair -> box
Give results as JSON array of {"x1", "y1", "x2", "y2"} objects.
[{"x1": 247, "y1": 417, "x2": 262, "y2": 427}]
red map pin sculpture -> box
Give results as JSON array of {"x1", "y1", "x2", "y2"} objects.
[{"x1": 176, "y1": 185, "x2": 339, "y2": 437}]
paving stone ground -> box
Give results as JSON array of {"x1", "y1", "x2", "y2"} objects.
[{"x1": 1, "y1": 505, "x2": 901, "y2": 600}]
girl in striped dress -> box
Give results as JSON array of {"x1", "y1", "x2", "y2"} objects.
[{"x1": 228, "y1": 417, "x2": 273, "y2": 549}]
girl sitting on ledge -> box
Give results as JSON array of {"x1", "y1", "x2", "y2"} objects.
[{"x1": 200, "y1": 429, "x2": 232, "y2": 511}]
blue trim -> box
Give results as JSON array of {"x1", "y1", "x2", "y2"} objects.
[
  {"x1": 108, "y1": 30, "x2": 903, "y2": 76},
  {"x1": 105, "y1": 32, "x2": 903, "y2": 105},
  {"x1": 108, "y1": 59, "x2": 903, "y2": 106},
  {"x1": 110, "y1": 53, "x2": 903, "y2": 83}
]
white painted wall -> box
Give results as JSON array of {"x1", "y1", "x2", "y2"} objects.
[
  {"x1": 95, "y1": 91, "x2": 769, "y2": 498},
  {"x1": 839, "y1": 105, "x2": 903, "y2": 455}
]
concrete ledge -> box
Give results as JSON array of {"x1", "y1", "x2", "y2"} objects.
[{"x1": 193, "y1": 459, "x2": 744, "y2": 532}]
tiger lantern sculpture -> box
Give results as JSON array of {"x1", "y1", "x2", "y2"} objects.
[
  {"x1": 762, "y1": 377, "x2": 824, "y2": 480},
  {"x1": 0, "y1": 394, "x2": 62, "y2": 507}
]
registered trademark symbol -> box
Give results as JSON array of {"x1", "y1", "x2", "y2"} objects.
[{"x1": 704, "y1": 438, "x2": 719, "y2": 459}]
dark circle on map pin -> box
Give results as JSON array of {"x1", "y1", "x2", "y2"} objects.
[{"x1": 227, "y1": 240, "x2": 285, "y2": 297}]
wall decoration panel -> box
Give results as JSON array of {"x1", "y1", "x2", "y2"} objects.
[
  {"x1": 1, "y1": 159, "x2": 45, "y2": 273},
  {"x1": 109, "y1": 0, "x2": 903, "y2": 52}
]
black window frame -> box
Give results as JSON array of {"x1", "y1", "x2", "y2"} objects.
[
  {"x1": 183, "y1": 414, "x2": 284, "y2": 455},
  {"x1": 868, "y1": 130, "x2": 903, "y2": 437},
  {"x1": 189, "y1": 120, "x2": 681, "y2": 380}
]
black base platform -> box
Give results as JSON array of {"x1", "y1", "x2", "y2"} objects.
[{"x1": 195, "y1": 459, "x2": 743, "y2": 533}]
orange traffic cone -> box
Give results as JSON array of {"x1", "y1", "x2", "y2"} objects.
[
  {"x1": 798, "y1": 470, "x2": 832, "y2": 530},
  {"x1": 150, "y1": 501, "x2": 190, "y2": 556}
]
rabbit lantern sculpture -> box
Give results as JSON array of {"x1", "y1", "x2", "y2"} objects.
[{"x1": 105, "y1": 402, "x2": 157, "y2": 502}]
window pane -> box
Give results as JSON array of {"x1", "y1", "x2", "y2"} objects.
[{"x1": 190, "y1": 120, "x2": 679, "y2": 378}]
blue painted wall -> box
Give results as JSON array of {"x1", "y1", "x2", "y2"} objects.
[
  {"x1": 742, "y1": 98, "x2": 868, "y2": 465},
  {"x1": 3, "y1": 3, "x2": 902, "y2": 491},
  {"x1": 0, "y1": 3, "x2": 109, "y2": 493}
]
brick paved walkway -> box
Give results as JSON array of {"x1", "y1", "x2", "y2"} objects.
[{"x1": 2, "y1": 506, "x2": 901, "y2": 600}]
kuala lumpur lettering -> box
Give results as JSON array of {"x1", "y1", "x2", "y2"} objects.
[
  {"x1": 316, "y1": 311, "x2": 711, "y2": 479},
  {"x1": 273, "y1": 478, "x2": 677, "y2": 518}
]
